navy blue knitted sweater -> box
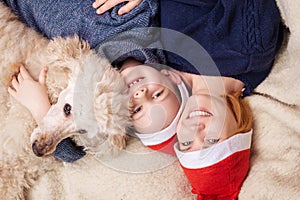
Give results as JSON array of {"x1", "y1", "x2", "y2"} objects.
[
  {"x1": 3, "y1": 0, "x2": 158, "y2": 47},
  {"x1": 160, "y1": 0, "x2": 283, "y2": 96}
]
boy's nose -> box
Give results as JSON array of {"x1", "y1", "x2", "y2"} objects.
[{"x1": 134, "y1": 87, "x2": 147, "y2": 98}]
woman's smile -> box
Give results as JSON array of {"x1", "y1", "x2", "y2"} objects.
[{"x1": 188, "y1": 109, "x2": 213, "y2": 119}]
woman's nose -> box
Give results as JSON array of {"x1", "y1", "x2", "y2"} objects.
[{"x1": 134, "y1": 87, "x2": 147, "y2": 98}]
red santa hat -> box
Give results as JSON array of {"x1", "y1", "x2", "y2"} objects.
[
  {"x1": 174, "y1": 130, "x2": 253, "y2": 200},
  {"x1": 134, "y1": 81, "x2": 189, "y2": 155}
]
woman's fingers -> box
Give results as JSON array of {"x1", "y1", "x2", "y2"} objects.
[
  {"x1": 118, "y1": 0, "x2": 140, "y2": 15},
  {"x1": 97, "y1": 1, "x2": 120, "y2": 14},
  {"x1": 19, "y1": 65, "x2": 32, "y2": 80},
  {"x1": 11, "y1": 76, "x2": 19, "y2": 91},
  {"x1": 7, "y1": 86, "x2": 17, "y2": 98},
  {"x1": 93, "y1": 0, "x2": 141, "y2": 15},
  {"x1": 17, "y1": 72, "x2": 23, "y2": 83},
  {"x1": 39, "y1": 66, "x2": 48, "y2": 85},
  {"x1": 93, "y1": 0, "x2": 107, "y2": 8}
]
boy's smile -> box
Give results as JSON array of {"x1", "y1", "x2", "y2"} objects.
[{"x1": 120, "y1": 64, "x2": 181, "y2": 134}]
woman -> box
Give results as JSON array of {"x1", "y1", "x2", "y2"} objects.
[
  {"x1": 158, "y1": 1, "x2": 282, "y2": 198},
  {"x1": 174, "y1": 73, "x2": 253, "y2": 199}
]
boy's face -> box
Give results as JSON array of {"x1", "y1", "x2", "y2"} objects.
[
  {"x1": 176, "y1": 92, "x2": 238, "y2": 152},
  {"x1": 121, "y1": 65, "x2": 181, "y2": 134}
]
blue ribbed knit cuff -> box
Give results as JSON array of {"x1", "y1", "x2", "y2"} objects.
[{"x1": 52, "y1": 138, "x2": 86, "y2": 163}]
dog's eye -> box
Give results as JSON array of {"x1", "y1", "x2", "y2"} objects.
[
  {"x1": 78, "y1": 129, "x2": 87, "y2": 134},
  {"x1": 63, "y1": 103, "x2": 72, "y2": 117}
]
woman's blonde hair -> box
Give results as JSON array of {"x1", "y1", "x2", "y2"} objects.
[{"x1": 225, "y1": 93, "x2": 253, "y2": 137}]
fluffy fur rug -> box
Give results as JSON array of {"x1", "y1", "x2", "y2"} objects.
[
  {"x1": 1, "y1": 0, "x2": 299, "y2": 199},
  {"x1": 239, "y1": 0, "x2": 300, "y2": 198}
]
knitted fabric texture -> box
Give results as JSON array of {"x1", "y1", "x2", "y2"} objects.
[
  {"x1": 51, "y1": 138, "x2": 86, "y2": 163},
  {"x1": 160, "y1": 0, "x2": 283, "y2": 96},
  {"x1": 3, "y1": 0, "x2": 158, "y2": 48},
  {"x1": 3, "y1": 0, "x2": 165, "y2": 64}
]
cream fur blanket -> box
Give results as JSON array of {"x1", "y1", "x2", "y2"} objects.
[{"x1": 7, "y1": 0, "x2": 300, "y2": 199}]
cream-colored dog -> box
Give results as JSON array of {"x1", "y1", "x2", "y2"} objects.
[{"x1": 0, "y1": 2, "x2": 130, "y2": 199}]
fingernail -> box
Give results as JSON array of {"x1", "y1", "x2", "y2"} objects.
[
  {"x1": 96, "y1": 9, "x2": 102, "y2": 14},
  {"x1": 119, "y1": 8, "x2": 128, "y2": 15},
  {"x1": 92, "y1": 2, "x2": 98, "y2": 9}
]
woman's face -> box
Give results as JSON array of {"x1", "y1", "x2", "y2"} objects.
[
  {"x1": 121, "y1": 65, "x2": 181, "y2": 134},
  {"x1": 176, "y1": 91, "x2": 238, "y2": 152}
]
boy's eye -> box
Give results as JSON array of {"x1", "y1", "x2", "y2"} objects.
[
  {"x1": 153, "y1": 90, "x2": 164, "y2": 99},
  {"x1": 133, "y1": 105, "x2": 142, "y2": 114},
  {"x1": 207, "y1": 138, "x2": 220, "y2": 144}
]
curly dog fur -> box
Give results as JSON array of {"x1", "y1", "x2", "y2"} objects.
[{"x1": 0, "y1": 2, "x2": 131, "y2": 199}]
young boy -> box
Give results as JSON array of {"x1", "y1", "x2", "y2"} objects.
[{"x1": 159, "y1": 0, "x2": 282, "y2": 198}]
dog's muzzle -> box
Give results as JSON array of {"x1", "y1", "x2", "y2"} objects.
[{"x1": 31, "y1": 140, "x2": 53, "y2": 157}]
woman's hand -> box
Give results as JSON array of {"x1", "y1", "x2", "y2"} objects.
[
  {"x1": 93, "y1": 0, "x2": 142, "y2": 15},
  {"x1": 8, "y1": 65, "x2": 51, "y2": 124}
]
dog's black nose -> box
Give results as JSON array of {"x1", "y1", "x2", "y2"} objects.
[{"x1": 32, "y1": 140, "x2": 44, "y2": 157}]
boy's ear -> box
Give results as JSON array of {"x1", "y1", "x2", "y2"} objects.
[{"x1": 160, "y1": 69, "x2": 182, "y2": 84}]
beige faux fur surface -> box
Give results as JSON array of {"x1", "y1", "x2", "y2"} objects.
[
  {"x1": 1, "y1": 0, "x2": 300, "y2": 199},
  {"x1": 239, "y1": 0, "x2": 300, "y2": 199}
]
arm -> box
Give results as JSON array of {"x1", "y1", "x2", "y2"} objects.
[
  {"x1": 93, "y1": 0, "x2": 142, "y2": 15},
  {"x1": 8, "y1": 65, "x2": 50, "y2": 124}
]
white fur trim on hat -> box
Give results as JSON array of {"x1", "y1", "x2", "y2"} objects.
[
  {"x1": 174, "y1": 130, "x2": 253, "y2": 169},
  {"x1": 135, "y1": 81, "x2": 189, "y2": 146}
]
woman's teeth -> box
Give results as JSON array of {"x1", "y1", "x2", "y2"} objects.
[{"x1": 189, "y1": 110, "x2": 212, "y2": 118}]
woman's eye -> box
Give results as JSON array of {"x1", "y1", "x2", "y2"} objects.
[
  {"x1": 181, "y1": 141, "x2": 192, "y2": 146},
  {"x1": 207, "y1": 138, "x2": 220, "y2": 144},
  {"x1": 153, "y1": 90, "x2": 163, "y2": 99},
  {"x1": 133, "y1": 106, "x2": 142, "y2": 114},
  {"x1": 179, "y1": 141, "x2": 193, "y2": 151}
]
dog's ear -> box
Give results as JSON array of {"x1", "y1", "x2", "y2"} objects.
[
  {"x1": 108, "y1": 134, "x2": 127, "y2": 150},
  {"x1": 47, "y1": 36, "x2": 91, "y2": 62}
]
